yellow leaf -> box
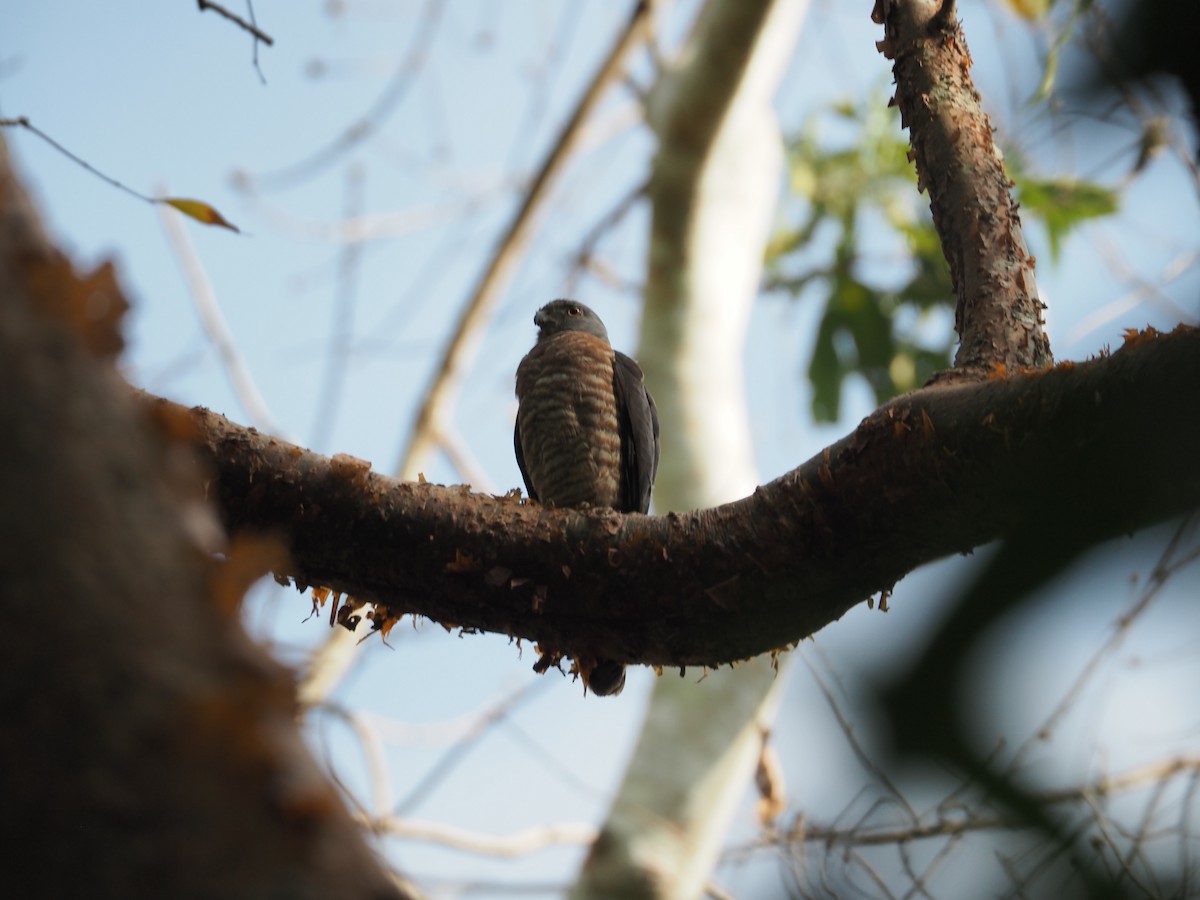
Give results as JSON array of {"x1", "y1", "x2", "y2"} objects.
[
  {"x1": 162, "y1": 197, "x2": 241, "y2": 233},
  {"x1": 1003, "y1": 0, "x2": 1052, "y2": 19}
]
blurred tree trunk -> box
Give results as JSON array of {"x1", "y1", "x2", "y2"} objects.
[
  {"x1": 0, "y1": 136, "x2": 412, "y2": 900},
  {"x1": 572, "y1": 1, "x2": 809, "y2": 896}
]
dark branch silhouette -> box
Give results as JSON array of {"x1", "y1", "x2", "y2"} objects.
[{"x1": 153, "y1": 327, "x2": 1200, "y2": 671}]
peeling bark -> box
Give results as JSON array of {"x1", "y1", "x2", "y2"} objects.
[{"x1": 877, "y1": 0, "x2": 1052, "y2": 376}]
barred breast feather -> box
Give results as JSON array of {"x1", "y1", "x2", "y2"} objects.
[{"x1": 515, "y1": 331, "x2": 622, "y2": 509}]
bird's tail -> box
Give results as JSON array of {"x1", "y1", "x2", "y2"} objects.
[{"x1": 587, "y1": 659, "x2": 625, "y2": 696}]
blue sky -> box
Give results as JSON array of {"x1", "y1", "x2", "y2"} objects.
[{"x1": 5, "y1": 1, "x2": 1199, "y2": 895}]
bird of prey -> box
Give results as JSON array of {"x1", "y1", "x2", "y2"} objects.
[{"x1": 514, "y1": 300, "x2": 660, "y2": 696}]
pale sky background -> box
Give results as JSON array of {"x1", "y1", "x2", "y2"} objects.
[{"x1": 4, "y1": 1, "x2": 1199, "y2": 896}]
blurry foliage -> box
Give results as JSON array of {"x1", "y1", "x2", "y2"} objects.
[
  {"x1": 1028, "y1": 0, "x2": 1091, "y2": 102},
  {"x1": 766, "y1": 97, "x2": 955, "y2": 423},
  {"x1": 768, "y1": 95, "x2": 1118, "y2": 423},
  {"x1": 1003, "y1": 0, "x2": 1057, "y2": 19},
  {"x1": 1010, "y1": 154, "x2": 1119, "y2": 261}
]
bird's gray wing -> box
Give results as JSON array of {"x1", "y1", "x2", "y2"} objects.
[
  {"x1": 513, "y1": 419, "x2": 538, "y2": 502},
  {"x1": 613, "y1": 351, "x2": 660, "y2": 514}
]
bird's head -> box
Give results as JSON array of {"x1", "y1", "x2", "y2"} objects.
[{"x1": 533, "y1": 299, "x2": 610, "y2": 344}]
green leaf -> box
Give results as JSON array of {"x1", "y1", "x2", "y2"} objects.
[
  {"x1": 1016, "y1": 176, "x2": 1118, "y2": 261},
  {"x1": 808, "y1": 306, "x2": 846, "y2": 423}
]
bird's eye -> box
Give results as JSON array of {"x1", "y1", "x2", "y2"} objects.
[{"x1": 567, "y1": 305, "x2": 581, "y2": 316}]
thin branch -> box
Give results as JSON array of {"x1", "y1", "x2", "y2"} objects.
[
  {"x1": 1067, "y1": 240, "x2": 1198, "y2": 346},
  {"x1": 765, "y1": 756, "x2": 1200, "y2": 849},
  {"x1": 4, "y1": 117, "x2": 241, "y2": 231},
  {"x1": 1079, "y1": 789, "x2": 1159, "y2": 897},
  {"x1": 245, "y1": 1, "x2": 268, "y2": 84},
  {"x1": 366, "y1": 816, "x2": 596, "y2": 858},
  {"x1": 435, "y1": 423, "x2": 497, "y2": 493},
  {"x1": 295, "y1": 604, "x2": 374, "y2": 711},
  {"x1": 2, "y1": 116, "x2": 154, "y2": 204},
  {"x1": 1006, "y1": 515, "x2": 1200, "y2": 773},
  {"x1": 392, "y1": 682, "x2": 544, "y2": 816},
  {"x1": 309, "y1": 164, "x2": 366, "y2": 452},
  {"x1": 395, "y1": 0, "x2": 656, "y2": 481},
  {"x1": 563, "y1": 179, "x2": 646, "y2": 297},
  {"x1": 1118, "y1": 773, "x2": 1173, "y2": 893},
  {"x1": 314, "y1": 703, "x2": 395, "y2": 820},
  {"x1": 254, "y1": 0, "x2": 445, "y2": 189},
  {"x1": 1081, "y1": 5, "x2": 1200, "y2": 196},
  {"x1": 197, "y1": 0, "x2": 274, "y2": 46},
  {"x1": 157, "y1": 200, "x2": 285, "y2": 437},
  {"x1": 803, "y1": 648, "x2": 918, "y2": 822},
  {"x1": 1178, "y1": 770, "x2": 1200, "y2": 897}
]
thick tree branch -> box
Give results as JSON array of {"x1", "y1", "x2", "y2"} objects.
[
  {"x1": 876, "y1": 0, "x2": 1051, "y2": 375},
  {"x1": 161, "y1": 325, "x2": 1200, "y2": 670}
]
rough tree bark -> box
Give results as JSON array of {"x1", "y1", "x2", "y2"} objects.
[
  {"x1": 152, "y1": 328, "x2": 1200, "y2": 671},
  {"x1": 119, "y1": 0, "x2": 1197, "y2": 679},
  {"x1": 5, "y1": 0, "x2": 1198, "y2": 894},
  {"x1": 875, "y1": 0, "x2": 1052, "y2": 377}
]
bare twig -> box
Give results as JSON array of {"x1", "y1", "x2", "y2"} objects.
[
  {"x1": 314, "y1": 703, "x2": 395, "y2": 820},
  {"x1": 436, "y1": 423, "x2": 496, "y2": 493},
  {"x1": 366, "y1": 817, "x2": 596, "y2": 858},
  {"x1": 1007, "y1": 516, "x2": 1200, "y2": 772},
  {"x1": 2, "y1": 116, "x2": 154, "y2": 204},
  {"x1": 1067, "y1": 241, "x2": 1198, "y2": 345},
  {"x1": 803, "y1": 647, "x2": 918, "y2": 822},
  {"x1": 1081, "y1": 5, "x2": 1200, "y2": 196},
  {"x1": 309, "y1": 164, "x2": 366, "y2": 451},
  {"x1": 1178, "y1": 770, "x2": 1200, "y2": 897},
  {"x1": 1080, "y1": 789, "x2": 1159, "y2": 897},
  {"x1": 197, "y1": 0, "x2": 274, "y2": 46},
  {"x1": 245, "y1": 1, "x2": 268, "y2": 84},
  {"x1": 254, "y1": 0, "x2": 445, "y2": 189},
  {"x1": 756, "y1": 756, "x2": 1200, "y2": 850},
  {"x1": 156, "y1": 200, "x2": 284, "y2": 436},
  {"x1": 395, "y1": 0, "x2": 656, "y2": 481},
  {"x1": 4, "y1": 117, "x2": 240, "y2": 231},
  {"x1": 563, "y1": 180, "x2": 646, "y2": 296},
  {"x1": 392, "y1": 682, "x2": 545, "y2": 816}
]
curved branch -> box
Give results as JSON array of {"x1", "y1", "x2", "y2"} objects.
[{"x1": 160, "y1": 324, "x2": 1200, "y2": 669}]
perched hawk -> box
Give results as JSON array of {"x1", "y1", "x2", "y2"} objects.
[{"x1": 514, "y1": 300, "x2": 660, "y2": 696}]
